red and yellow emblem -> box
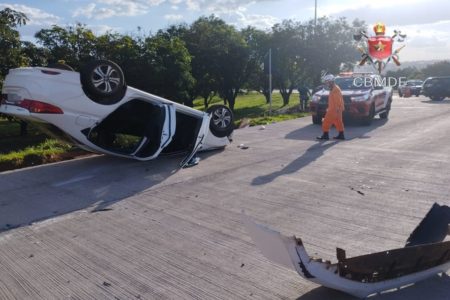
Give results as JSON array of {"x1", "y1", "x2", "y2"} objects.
[
  {"x1": 368, "y1": 36, "x2": 393, "y2": 60},
  {"x1": 354, "y1": 22, "x2": 406, "y2": 73}
]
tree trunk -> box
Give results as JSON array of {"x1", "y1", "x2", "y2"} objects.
[
  {"x1": 20, "y1": 121, "x2": 28, "y2": 136},
  {"x1": 262, "y1": 89, "x2": 271, "y2": 104},
  {"x1": 279, "y1": 89, "x2": 290, "y2": 106}
]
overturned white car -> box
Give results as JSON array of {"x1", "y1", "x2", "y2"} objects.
[
  {"x1": 0, "y1": 60, "x2": 234, "y2": 166},
  {"x1": 245, "y1": 203, "x2": 450, "y2": 298}
]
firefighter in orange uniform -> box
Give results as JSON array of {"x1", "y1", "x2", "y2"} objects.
[{"x1": 316, "y1": 74, "x2": 345, "y2": 140}]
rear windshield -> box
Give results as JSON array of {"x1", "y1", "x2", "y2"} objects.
[
  {"x1": 406, "y1": 80, "x2": 423, "y2": 86},
  {"x1": 425, "y1": 78, "x2": 450, "y2": 85}
]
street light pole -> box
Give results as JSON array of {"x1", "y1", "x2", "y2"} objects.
[
  {"x1": 314, "y1": 0, "x2": 317, "y2": 27},
  {"x1": 269, "y1": 48, "x2": 272, "y2": 115}
]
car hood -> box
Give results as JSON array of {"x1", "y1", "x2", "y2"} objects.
[{"x1": 314, "y1": 89, "x2": 371, "y2": 97}]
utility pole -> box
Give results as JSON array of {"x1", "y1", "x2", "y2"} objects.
[
  {"x1": 269, "y1": 48, "x2": 272, "y2": 114},
  {"x1": 314, "y1": 0, "x2": 317, "y2": 27}
]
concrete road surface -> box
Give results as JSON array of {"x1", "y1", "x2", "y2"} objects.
[{"x1": 1, "y1": 95, "x2": 449, "y2": 299}]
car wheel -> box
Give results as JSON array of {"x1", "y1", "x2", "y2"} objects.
[
  {"x1": 379, "y1": 98, "x2": 391, "y2": 119},
  {"x1": 431, "y1": 96, "x2": 445, "y2": 101},
  {"x1": 362, "y1": 104, "x2": 375, "y2": 125},
  {"x1": 312, "y1": 115, "x2": 322, "y2": 125},
  {"x1": 398, "y1": 92, "x2": 403, "y2": 97},
  {"x1": 207, "y1": 105, "x2": 234, "y2": 138},
  {"x1": 80, "y1": 60, "x2": 126, "y2": 105}
]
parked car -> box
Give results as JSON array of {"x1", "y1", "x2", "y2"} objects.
[
  {"x1": 421, "y1": 76, "x2": 450, "y2": 101},
  {"x1": 398, "y1": 80, "x2": 423, "y2": 97},
  {"x1": 0, "y1": 60, "x2": 234, "y2": 167},
  {"x1": 309, "y1": 73, "x2": 393, "y2": 125}
]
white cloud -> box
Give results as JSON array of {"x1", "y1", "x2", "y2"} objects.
[
  {"x1": 0, "y1": 3, "x2": 60, "y2": 26},
  {"x1": 164, "y1": 14, "x2": 183, "y2": 21},
  {"x1": 233, "y1": 11, "x2": 279, "y2": 29},
  {"x1": 88, "y1": 24, "x2": 121, "y2": 35},
  {"x1": 184, "y1": 0, "x2": 272, "y2": 13},
  {"x1": 73, "y1": 1, "x2": 149, "y2": 20},
  {"x1": 327, "y1": 0, "x2": 450, "y2": 27}
]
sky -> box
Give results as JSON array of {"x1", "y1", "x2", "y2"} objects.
[{"x1": 1, "y1": 0, "x2": 450, "y2": 62}]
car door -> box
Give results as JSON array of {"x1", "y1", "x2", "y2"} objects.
[
  {"x1": 85, "y1": 98, "x2": 176, "y2": 160},
  {"x1": 179, "y1": 114, "x2": 210, "y2": 168}
]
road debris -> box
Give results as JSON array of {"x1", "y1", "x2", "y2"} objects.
[{"x1": 244, "y1": 203, "x2": 450, "y2": 298}]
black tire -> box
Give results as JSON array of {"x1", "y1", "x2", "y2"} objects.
[
  {"x1": 431, "y1": 95, "x2": 445, "y2": 101},
  {"x1": 206, "y1": 105, "x2": 234, "y2": 138},
  {"x1": 47, "y1": 62, "x2": 74, "y2": 71},
  {"x1": 398, "y1": 91, "x2": 403, "y2": 97},
  {"x1": 379, "y1": 98, "x2": 392, "y2": 119},
  {"x1": 312, "y1": 115, "x2": 322, "y2": 125},
  {"x1": 362, "y1": 104, "x2": 375, "y2": 125},
  {"x1": 80, "y1": 60, "x2": 126, "y2": 105}
]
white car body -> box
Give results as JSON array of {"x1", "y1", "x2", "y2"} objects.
[{"x1": 1, "y1": 65, "x2": 233, "y2": 166}]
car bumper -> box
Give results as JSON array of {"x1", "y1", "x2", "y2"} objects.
[{"x1": 310, "y1": 101, "x2": 372, "y2": 119}]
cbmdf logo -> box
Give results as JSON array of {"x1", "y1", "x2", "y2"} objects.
[{"x1": 354, "y1": 22, "x2": 407, "y2": 74}]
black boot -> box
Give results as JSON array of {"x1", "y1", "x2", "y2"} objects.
[
  {"x1": 316, "y1": 132, "x2": 329, "y2": 140},
  {"x1": 333, "y1": 132, "x2": 345, "y2": 140}
]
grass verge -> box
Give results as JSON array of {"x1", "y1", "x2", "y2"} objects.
[{"x1": 0, "y1": 139, "x2": 87, "y2": 172}]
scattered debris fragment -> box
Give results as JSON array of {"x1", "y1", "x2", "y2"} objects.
[
  {"x1": 238, "y1": 144, "x2": 249, "y2": 150},
  {"x1": 91, "y1": 208, "x2": 113, "y2": 213},
  {"x1": 103, "y1": 281, "x2": 112, "y2": 287},
  {"x1": 241, "y1": 263, "x2": 245, "y2": 268},
  {"x1": 259, "y1": 125, "x2": 266, "y2": 130},
  {"x1": 357, "y1": 190, "x2": 365, "y2": 196},
  {"x1": 244, "y1": 203, "x2": 450, "y2": 298},
  {"x1": 182, "y1": 156, "x2": 200, "y2": 168}
]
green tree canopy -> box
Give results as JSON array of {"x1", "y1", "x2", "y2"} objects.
[{"x1": 0, "y1": 8, "x2": 29, "y2": 84}]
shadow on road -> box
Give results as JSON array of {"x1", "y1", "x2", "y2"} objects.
[
  {"x1": 421, "y1": 100, "x2": 450, "y2": 105},
  {"x1": 0, "y1": 154, "x2": 188, "y2": 232},
  {"x1": 296, "y1": 274, "x2": 450, "y2": 300},
  {"x1": 252, "y1": 118, "x2": 388, "y2": 186},
  {"x1": 252, "y1": 141, "x2": 337, "y2": 185},
  {"x1": 285, "y1": 118, "x2": 388, "y2": 141}
]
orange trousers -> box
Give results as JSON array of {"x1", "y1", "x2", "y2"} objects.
[{"x1": 322, "y1": 113, "x2": 344, "y2": 132}]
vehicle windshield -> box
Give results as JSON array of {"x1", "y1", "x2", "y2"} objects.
[
  {"x1": 406, "y1": 80, "x2": 423, "y2": 86},
  {"x1": 335, "y1": 77, "x2": 371, "y2": 90}
]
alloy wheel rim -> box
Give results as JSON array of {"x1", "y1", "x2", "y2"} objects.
[
  {"x1": 92, "y1": 65, "x2": 121, "y2": 93},
  {"x1": 212, "y1": 108, "x2": 231, "y2": 128}
]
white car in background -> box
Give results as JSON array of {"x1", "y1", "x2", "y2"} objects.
[{"x1": 0, "y1": 60, "x2": 234, "y2": 167}]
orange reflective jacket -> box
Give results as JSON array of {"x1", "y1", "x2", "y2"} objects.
[{"x1": 327, "y1": 85, "x2": 345, "y2": 116}]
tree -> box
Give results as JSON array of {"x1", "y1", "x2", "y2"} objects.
[
  {"x1": 183, "y1": 16, "x2": 250, "y2": 111},
  {"x1": 422, "y1": 61, "x2": 450, "y2": 78},
  {"x1": 21, "y1": 41, "x2": 49, "y2": 67},
  {"x1": 35, "y1": 24, "x2": 97, "y2": 70},
  {"x1": 0, "y1": 8, "x2": 28, "y2": 85},
  {"x1": 143, "y1": 34, "x2": 195, "y2": 106},
  {"x1": 270, "y1": 20, "x2": 304, "y2": 106},
  {"x1": 301, "y1": 17, "x2": 363, "y2": 87},
  {"x1": 241, "y1": 26, "x2": 273, "y2": 104}
]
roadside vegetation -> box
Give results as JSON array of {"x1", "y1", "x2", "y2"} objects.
[{"x1": 0, "y1": 117, "x2": 87, "y2": 171}]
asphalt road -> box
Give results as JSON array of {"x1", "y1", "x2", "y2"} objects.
[{"x1": 1, "y1": 95, "x2": 449, "y2": 300}]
